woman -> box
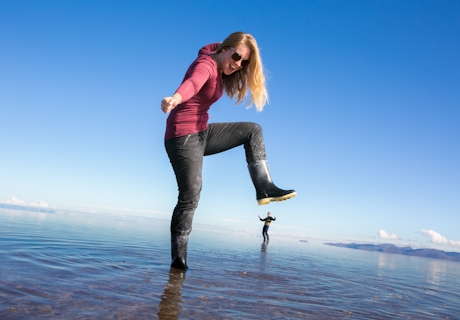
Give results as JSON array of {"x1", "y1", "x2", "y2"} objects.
[{"x1": 161, "y1": 32, "x2": 296, "y2": 270}]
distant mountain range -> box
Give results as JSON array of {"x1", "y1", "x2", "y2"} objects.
[{"x1": 324, "y1": 243, "x2": 460, "y2": 262}]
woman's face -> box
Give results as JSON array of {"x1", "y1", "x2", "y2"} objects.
[{"x1": 220, "y1": 44, "x2": 250, "y2": 75}]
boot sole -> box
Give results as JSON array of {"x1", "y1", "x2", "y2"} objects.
[{"x1": 257, "y1": 192, "x2": 297, "y2": 206}]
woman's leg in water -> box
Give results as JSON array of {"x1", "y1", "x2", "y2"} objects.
[{"x1": 165, "y1": 132, "x2": 206, "y2": 270}]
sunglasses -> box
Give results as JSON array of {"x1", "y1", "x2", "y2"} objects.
[{"x1": 228, "y1": 47, "x2": 250, "y2": 68}]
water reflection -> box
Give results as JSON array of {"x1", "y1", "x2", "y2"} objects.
[
  {"x1": 261, "y1": 241, "x2": 268, "y2": 253},
  {"x1": 425, "y1": 259, "x2": 446, "y2": 286},
  {"x1": 377, "y1": 253, "x2": 397, "y2": 270},
  {"x1": 157, "y1": 268, "x2": 186, "y2": 320},
  {"x1": 259, "y1": 241, "x2": 268, "y2": 271},
  {"x1": 3, "y1": 209, "x2": 460, "y2": 318}
]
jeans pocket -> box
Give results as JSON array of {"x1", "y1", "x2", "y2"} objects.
[
  {"x1": 182, "y1": 134, "x2": 191, "y2": 147},
  {"x1": 165, "y1": 132, "x2": 205, "y2": 163}
]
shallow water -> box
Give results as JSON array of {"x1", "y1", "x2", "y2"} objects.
[{"x1": 1, "y1": 208, "x2": 459, "y2": 319}]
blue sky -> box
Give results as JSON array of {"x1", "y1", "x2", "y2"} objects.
[{"x1": 1, "y1": 1, "x2": 459, "y2": 250}]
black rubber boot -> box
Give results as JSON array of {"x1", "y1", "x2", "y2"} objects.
[
  {"x1": 171, "y1": 235, "x2": 189, "y2": 270},
  {"x1": 248, "y1": 160, "x2": 296, "y2": 205}
]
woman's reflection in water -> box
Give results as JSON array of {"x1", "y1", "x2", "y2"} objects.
[{"x1": 157, "y1": 268, "x2": 186, "y2": 320}]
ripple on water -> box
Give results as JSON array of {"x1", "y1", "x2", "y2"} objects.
[{"x1": 1, "y1": 209, "x2": 459, "y2": 319}]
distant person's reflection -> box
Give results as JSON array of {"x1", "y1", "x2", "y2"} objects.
[
  {"x1": 261, "y1": 241, "x2": 268, "y2": 253},
  {"x1": 260, "y1": 240, "x2": 268, "y2": 271},
  {"x1": 157, "y1": 268, "x2": 186, "y2": 320}
]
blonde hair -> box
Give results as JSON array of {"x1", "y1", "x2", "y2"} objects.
[{"x1": 215, "y1": 32, "x2": 268, "y2": 111}]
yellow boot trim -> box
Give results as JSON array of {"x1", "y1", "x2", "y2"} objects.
[{"x1": 257, "y1": 192, "x2": 297, "y2": 206}]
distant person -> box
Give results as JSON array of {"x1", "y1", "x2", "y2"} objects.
[
  {"x1": 259, "y1": 212, "x2": 276, "y2": 242},
  {"x1": 161, "y1": 32, "x2": 296, "y2": 270}
]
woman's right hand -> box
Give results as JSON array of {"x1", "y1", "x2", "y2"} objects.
[
  {"x1": 161, "y1": 97, "x2": 176, "y2": 114},
  {"x1": 161, "y1": 94, "x2": 182, "y2": 114}
]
